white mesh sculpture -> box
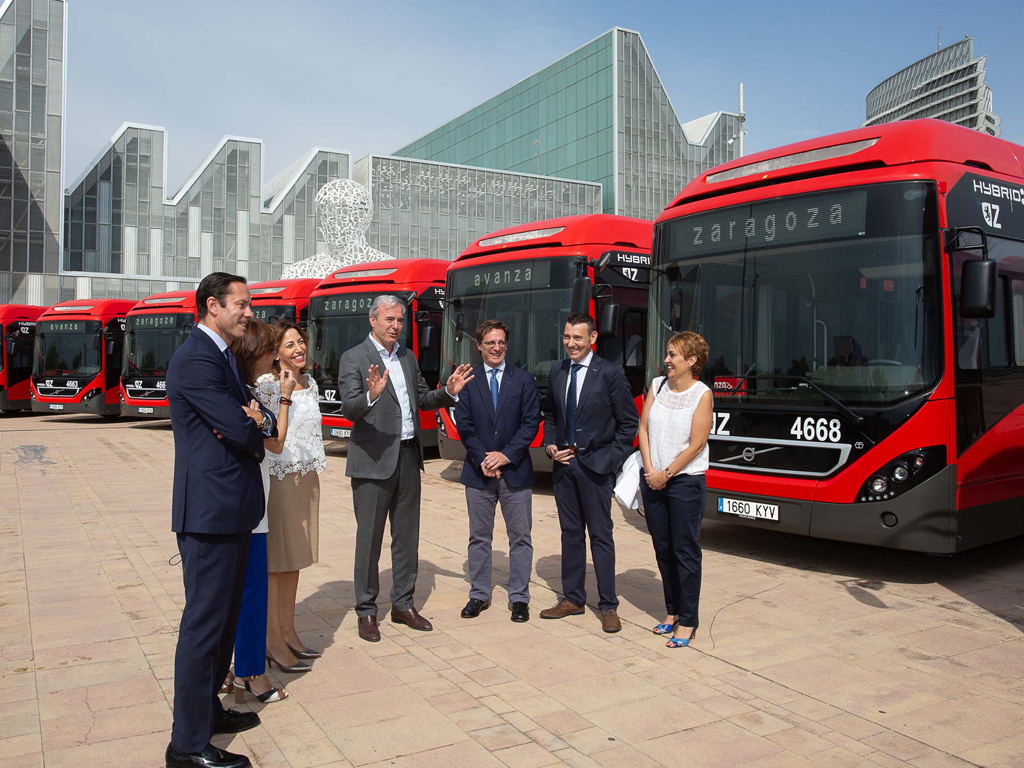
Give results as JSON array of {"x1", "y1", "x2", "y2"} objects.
[{"x1": 281, "y1": 179, "x2": 391, "y2": 279}]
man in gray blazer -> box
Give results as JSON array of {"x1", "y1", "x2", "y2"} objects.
[{"x1": 339, "y1": 295, "x2": 474, "y2": 642}]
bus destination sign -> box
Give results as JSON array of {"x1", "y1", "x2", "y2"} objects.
[
  {"x1": 454, "y1": 259, "x2": 552, "y2": 295},
  {"x1": 41, "y1": 321, "x2": 86, "y2": 333},
  {"x1": 131, "y1": 314, "x2": 179, "y2": 329},
  {"x1": 670, "y1": 188, "x2": 868, "y2": 260}
]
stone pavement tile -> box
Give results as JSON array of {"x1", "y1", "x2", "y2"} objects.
[
  {"x1": 882, "y1": 698, "x2": 1023, "y2": 755},
  {"x1": 470, "y1": 723, "x2": 533, "y2": 751},
  {"x1": 589, "y1": 744, "x2": 664, "y2": 768},
  {"x1": 955, "y1": 639, "x2": 1024, "y2": 679},
  {"x1": 728, "y1": 709, "x2": 793, "y2": 737},
  {"x1": 393, "y1": 663, "x2": 441, "y2": 683},
  {"x1": 450, "y1": 706, "x2": 507, "y2": 731},
  {"x1": 430, "y1": 689, "x2": 481, "y2": 713},
  {"x1": 40, "y1": 700, "x2": 169, "y2": 750},
  {"x1": 505, "y1": 649, "x2": 620, "y2": 690},
  {"x1": 0, "y1": 716, "x2": 37, "y2": 741},
  {"x1": 585, "y1": 697, "x2": 717, "y2": 743},
  {"x1": 488, "y1": 681, "x2": 544, "y2": 703},
  {"x1": 860, "y1": 731, "x2": 932, "y2": 761},
  {"x1": 757, "y1": 654, "x2": 879, "y2": 697},
  {"x1": 267, "y1": 720, "x2": 346, "y2": 768},
  {"x1": 695, "y1": 694, "x2": 756, "y2": 719},
  {"x1": 897, "y1": 626, "x2": 1003, "y2": 657},
  {"x1": 559, "y1": 726, "x2": 617, "y2": 756},
  {"x1": 544, "y1": 671, "x2": 663, "y2": 714},
  {"x1": 636, "y1": 719, "x2": 783, "y2": 768},
  {"x1": 361, "y1": 740, "x2": 504, "y2": 768},
  {"x1": 525, "y1": 727, "x2": 568, "y2": 752},
  {"x1": 327, "y1": 709, "x2": 470, "y2": 766},
  {"x1": 764, "y1": 725, "x2": 835, "y2": 755},
  {"x1": 741, "y1": 753, "x2": 819, "y2": 768},
  {"x1": 469, "y1": 666, "x2": 520, "y2": 687},
  {"x1": 513, "y1": 694, "x2": 566, "y2": 718},
  {"x1": 37, "y1": 674, "x2": 164, "y2": 720},
  {"x1": 40, "y1": 730, "x2": 169, "y2": 768},
  {"x1": 407, "y1": 676, "x2": 461, "y2": 699},
  {"x1": 284, "y1": 658, "x2": 403, "y2": 701},
  {"x1": 479, "y1": 695, "x2": 518, "y2": 715},
  {"x1": 0, "y1": 753, "x2": 44, "y2": 768},
  {"x1": 812, "y1": 746, "x2": 880, "y2": 767},
  {"x1": 822, "y1": 730, "x2": 875, "y2": 756},
  {"x1": 908, "y1": 752, "x2": 977, "y2": 768},
  {"x1": 819, "y1": 713, "x2": 888, "y2": 740},
  {"x1": 491, "y1": 742, "x2": 563, "y2": 767},
  {"x1": 33, "y1": 657, "x2": 151, "y2": 695},
  {"x1": 502, "y1": 711, "x2": 538, "y2": 732},
  {"x1": 0, "y1": 734, "x2": 41, "y2": 761},
  {"x1": 865, "y1": 751, "x2": 915, "y2": 767}
]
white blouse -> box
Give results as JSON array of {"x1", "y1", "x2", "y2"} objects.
[
  {"x1": 647, "y1": 377, "x2": 711, "y2": 476},
  {"x1": 255, "y1": 373, "x2": 327, "y2": 480}
]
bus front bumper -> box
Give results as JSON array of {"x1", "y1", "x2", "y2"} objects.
[
  {"x1": 124, "y1": 403, "x2": 170, "y2": 418},
  {"x1": 32, "y1": 391, "x2": 121, "y2": 417}
]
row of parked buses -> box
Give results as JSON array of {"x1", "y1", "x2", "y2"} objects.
[{"x1": 2, "y1": 120, "x2": 1022, "y2": 553}]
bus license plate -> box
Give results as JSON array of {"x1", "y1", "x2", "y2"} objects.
[
  {"x1": 48, "y1": 403, "x2": 64, "y2": 411},
  {"x1": 330, "y1": 428, "x2": 351, "y2": 438},
  {"x1": 718, "y1": 496, "x2": 779, "y2": 521},
  {"x1": 138, "y1": 407, "x2": 154, "y2": 414}
]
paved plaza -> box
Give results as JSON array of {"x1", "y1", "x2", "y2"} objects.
[{"x1": 2, "y1": 415, "x2": 1024, "y2": 768}]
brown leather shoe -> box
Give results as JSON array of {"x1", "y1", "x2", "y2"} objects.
[
  {"x1": 539, "y1": 598, "x2": 585, "y2": 619},
  {"x1": 358, "y1": 615, "x2": 380, "y2": 643},
  {"x1": 601, "y1": 609, "x2": 621, "y2": 633},
  {"x1": 391, "y1": 607, "x2": 432, "y2": 631}
]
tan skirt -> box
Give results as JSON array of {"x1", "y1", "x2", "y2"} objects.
[{"x1": 266, "y1": 470, "x2": 320, "y2": 572}]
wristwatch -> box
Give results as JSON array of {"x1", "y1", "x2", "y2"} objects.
[{"x1": 259, "y1": 413, "x2": 271, "y2": 433}]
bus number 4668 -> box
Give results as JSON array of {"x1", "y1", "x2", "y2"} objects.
[{"x1": 790, "y1": 416, "x2": 842, "y2": 443}]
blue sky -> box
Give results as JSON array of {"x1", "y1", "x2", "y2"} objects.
[{"x1": 64, "y1": 0, "x2": 1023, "y2": 194}]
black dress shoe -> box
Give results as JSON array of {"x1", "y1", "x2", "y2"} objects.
[
  {"x1": 461, "y1": 598, "x2": 491, "y2": 619},
  {"x1": 511, "y1": 602, "x2": 530, "y2": 622},
  {"x1": 166, "y1": 743, "x2": 251, "y2": 768},
  {"x1": 212, "y1": 708, "x2": 260, "y2": 734}
]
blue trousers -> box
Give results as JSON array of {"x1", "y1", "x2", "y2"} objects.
[
  {"x1": 233, "y1": 533, "x2": 267, "y2": 679},
  {"x1": 640, "y1": 473, "x2": 705, "y2": 626}
]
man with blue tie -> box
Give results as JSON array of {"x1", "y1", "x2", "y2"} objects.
[
  {"x1": 540, "y1": 313, "x2": 639, "y2": 633},
  {"x1": 455, "y1": 320, "x2": 541, "y2": 622},
  {"x1": 165, "y1": 273, "x2": 277, "y2": 768}
]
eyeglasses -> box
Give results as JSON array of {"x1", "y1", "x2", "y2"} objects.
[{"x1": 481, "y1": 340, "x2": 507, "y2": 348}]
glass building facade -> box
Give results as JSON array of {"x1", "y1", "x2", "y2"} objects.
[
  {"x1": 394, "y1": 28, "x2": 741, "y2": 220},
  {"x1": 863, "y1": 38, "x2": 1001, "y2": 137},
  {"x1": 61, "y1": 123, "x2": 349, "y2": 300},
  {"x1": 0, "y1": 0, "x2": 64, "y2": 305},
  {"x1": 352, "y1": 154, "x2": 601, "y2": 260}
]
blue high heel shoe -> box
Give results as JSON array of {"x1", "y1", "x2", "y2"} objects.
[
  {"x1": 653, "y1": 620, "x2": 678, "y2": 635},
  {"x1": 666, "y1": 627, "x2": 697, "y2": 648}
]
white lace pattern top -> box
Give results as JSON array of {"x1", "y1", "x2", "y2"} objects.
[
  {"x1": 647, "y1": 377, "x2": 711, "y2": 476},
  {"x1": 254, "y1": 373, "x2": 327, "y2": 480}
]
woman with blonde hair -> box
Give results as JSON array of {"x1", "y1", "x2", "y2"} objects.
[
  {"x1": 262, "y1": 318, "x2": 326, "y2": 670},
  {"x1": 227, "y1": 318, "x2": 298, "y2": 702},
  {"x1": 638, "y1": 331, "x2": 713, "y2": 648}
]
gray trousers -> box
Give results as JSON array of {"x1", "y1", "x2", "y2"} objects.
[
  {"x1": 465, "y1": 476, "x2": 533, "y2": 603},
  {"x1": 352, "y1": 441, "x2": 421, "y2": 617}
]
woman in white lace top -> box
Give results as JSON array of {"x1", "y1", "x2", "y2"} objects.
[
  {"x1": 261, "y1": 319, "x2": 326, "y2": 671},
  {"x1": 638, "y1": 331, "x2": 713, "y2": 649}
]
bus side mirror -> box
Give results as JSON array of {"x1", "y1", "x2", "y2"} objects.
[
  {"x1": 595, "y1": 252, "x2": 613, "y2": 274},
  {"x1": 960, "y1": 259, "x2": 997, "y2": 318},
  {"x1": 454, "y1": 312, "x2": 464, "y2": 344},
  {"x1": 570, "y1": 277, "x2": 592, "y2": 314},
  {"x1": 312, "y1": 318, "x2": 324, "y2": 351},
  {"x1": 5, "y1": 338, "x2": 14, "y2": 357},
  {"x1": 598, "y1": 303, "x2": 620, "y2": 336},
  {"x1": 419, "y1": 324, "x2": 436, "y2": 350}
]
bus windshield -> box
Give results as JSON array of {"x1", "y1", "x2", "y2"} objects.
[
  {"x1": 308, "y1": 293, "x2": 411, "y2": 402},
  {"x1": 444, "y1": 256, "x2": 575, "y2": 391},
  {"x1": 34, "y1": 320, "x2": 103, "y2": 377},
  {"x1": 251, "y1": 303, "x2": 296, "y2": 323},
  {"x1": 652, "y1": 182, "x2": 942, "y2": 408},
  {"x1": 124, "y1": 313, "x2": 193, "y2": 377}
]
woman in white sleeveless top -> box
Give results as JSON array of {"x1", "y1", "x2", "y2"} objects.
[{"x1": 638, "y1": 331, "x2": 713, "y2": 648}]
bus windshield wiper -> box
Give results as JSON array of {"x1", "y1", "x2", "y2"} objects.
[{"x1": 722, "y1": 373, "x2": 863, "y2": 424}]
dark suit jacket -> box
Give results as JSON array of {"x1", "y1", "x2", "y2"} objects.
[
  {"x1": 167, "y1": 326, "x2": 276, "y2": 534},
  {"x1": 338, "y1": 336, "x2": 455, "y2": 480},
  {"x1": 542, "y1": 354, "x2": 639, "y2": 481},
  {"x1": 456, "y1": 363, "x2": 541, "y2": 489}
]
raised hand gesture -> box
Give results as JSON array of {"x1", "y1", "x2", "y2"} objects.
[
  {"x1": 445, "y1": 364, "x2": 475, "y2": 395},
  {"x1": 279, "y1": 368, "x2": 296, "y2": 399},
  {"x1": 367, "y1": 364, "x2": 390, "y2": 401}
]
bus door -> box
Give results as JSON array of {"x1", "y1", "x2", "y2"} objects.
[
  {"x1": 3, "y1": 321, "x2": 36, "y2": 408},
  {"x1": 593, "y1": 250, "x2": 650, "y2": 398},
  {"x1": 104, "y1": 318, "x2": 127, "y2": 398},
  {"x1": 414, "y1": 286, "x2": 445, "y2": 391}
]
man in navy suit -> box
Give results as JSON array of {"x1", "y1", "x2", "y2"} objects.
[
  {"x1": 455, "y1": 320, "x2": 541, "y2": 622},
  {"x1": 165, "y1": 273, "x2": 276, "y2": 768},
  {"x1": 540, "y1": 313, "x2": 639, "y2": 633}
]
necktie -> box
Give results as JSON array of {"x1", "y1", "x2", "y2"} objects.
[
  {"x1": 224, "y1": 347, "x2": 243, "y2": 389},
  {"x1": 565, "y1": 363, "x2": 582, "y2": 446},
  {"x1": 490, "y1": 368, "x2": 499, "y2": 411}
]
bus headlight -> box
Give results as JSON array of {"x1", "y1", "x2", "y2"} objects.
[
  {"x1": 870, "y1": 477, "x2": 888, "y2": 495},
  {"x1": 858, "y1": 447, "x2": 946, "y2": 502},
  {"x1": 892, "y1": 464, "x2": 909, "y2": 483}
]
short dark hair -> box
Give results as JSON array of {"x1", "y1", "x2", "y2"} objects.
[
  {"x1": 196, "y1": 272, "x2": 246, "y2": 320},
  {"x1": 565, "y1": 313, "x2": 595, "y2": 336},
  {"x1": 474, "y1": 319, "x2": 510, "y2": 345}
]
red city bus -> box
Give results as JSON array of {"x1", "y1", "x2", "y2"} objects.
[
  {"x1": 121, "y1": 291, "x2": 197, "y2": 418},
  {"x1": 649, "y1": 119, "x2": 1024, "y2": 553},
  {"x1": 32, "y1": 299, "x2": 136, "y2": 417},
  {"x1": 0, "y1": 304, "x2": 45, "y2": 413},
  {"x1": 438, "y1": 214, "x2": 653, "y2": 468},
  {"x1": 249, "y1": 278, "x2": 321, "y2": 326},
  {"x1": 308, "y1": 259, "x2": 447, "y2": 442}
]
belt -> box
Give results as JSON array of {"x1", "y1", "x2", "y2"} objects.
[{"x1": 401, "y1": 436, "x2": 418, "y2": 445}]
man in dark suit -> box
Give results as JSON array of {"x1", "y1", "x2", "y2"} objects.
[
  {"x1": 338, "y1": 295, "x2": 474, "y2": 642},
  {"x1": 540, "y1": 313, "x2": 639, "y2": 633},
  {"x1": 165, "y1": 273, "x2": 277, "y2": 768},
  {"x1": 455, "y1": 320, "x2": 541, "y2": 622}
]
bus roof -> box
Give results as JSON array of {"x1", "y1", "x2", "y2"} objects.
[
  {"x1": 39, "y1": 299, "x2": 138, "y2": 319},
  {"x1": 128, "y1": 290, "x2": 197, "y2": 314},
  {"x1": 0, "y1": 304, "x2": 46, "y2": 322},
  {"x1": 456, "y1": 214, "x2": 652, "y2": 263},
  {"x1": 314, "y1": 258, "x2": 448, "y2": 293},
  {"x1": 249, "y1": 278, "x2": 322, "y2": 302},
  {"x1": 664, "y1": 119, "x2": 1024, "y2": 214}
]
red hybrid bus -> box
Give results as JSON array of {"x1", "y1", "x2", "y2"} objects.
[
  {"x1": 121, "y1": 291, "x2": 197, "y2": 418},
  {"x1": 32, "y1": 299, "x2": 136, "y2": 417},
  {"x1": 308, "y1": 259, "x2": 448, "y2": 442},
  {"x1": 650, "y1": 119, "x2": 1024, "y2": 553},
  {"x1": 0, "y1": 304, "x2": 45, "y2": 413},
  {"x1": 248, "y1": 278, "x2": 321, "y2": 327},
  {"x1": 438, "y1": 214, "x2": 653, "y2": 468}
]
